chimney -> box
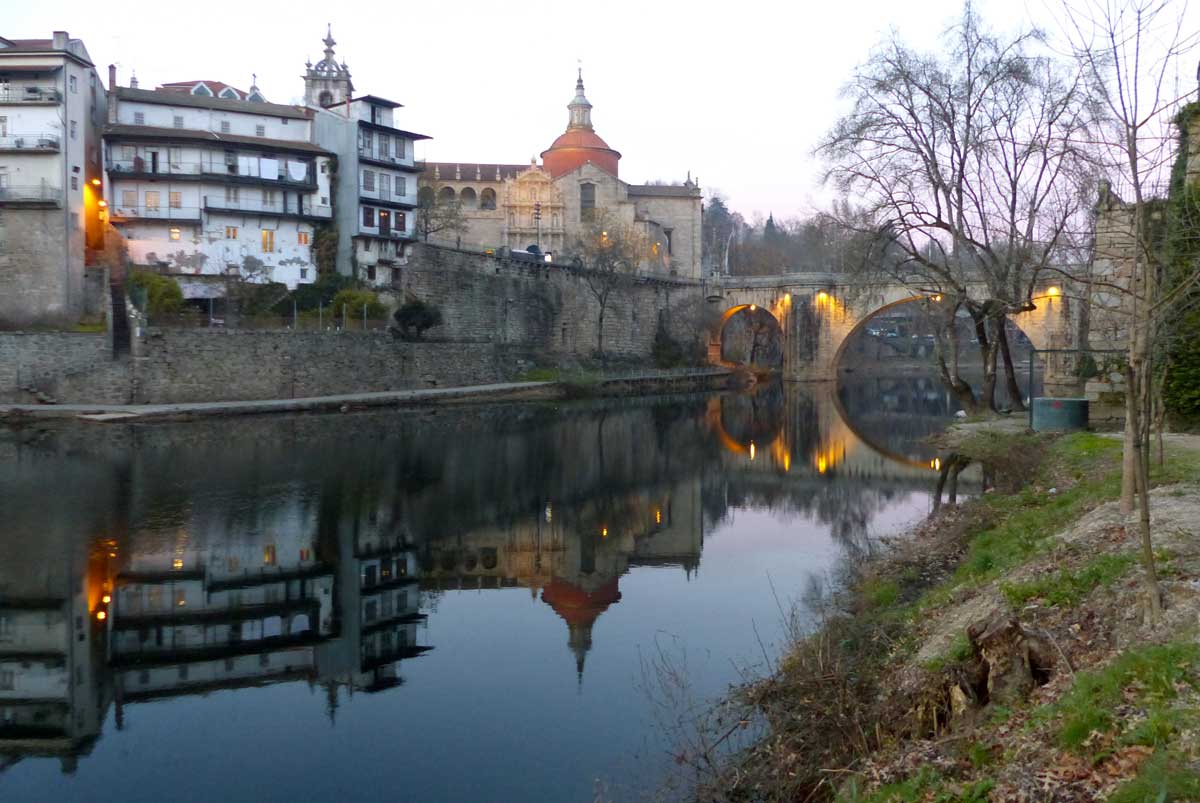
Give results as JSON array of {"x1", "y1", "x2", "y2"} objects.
[
  {"x1": 52, "y1": 31, "x2": 68, "y2": 50},
  {"x1": 107, "y1": 65, "x2": 119, "y2": 125},
  {"x1": 108, "y1": 64, "x2": 117, "y2": 91},
  {"x1": 130, "y1": 71, "x2": 139, "y2": 89}
]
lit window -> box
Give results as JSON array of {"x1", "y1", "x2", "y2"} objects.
[
  {"x1": 172, "y1": 558, "x2": 183, "y2": 570},
  {"x1": 263, "y1": 545, "x2": 276, "y2": 566},
  {"x1": 255, "y1": 124, "x2": 265, "y2": 137},
  {"x1": 225, "y1": 226, "x2": 238, "y2": 239},
  {"x1": 169, "y1": 191, "x2": 181, "y2": 209},
  {"x1": 169, "y1": 227, "x2": 181, "y2": 241},
  {"x1": 175, "y1": 590, "x2": 187, "y2": 607},
  {"x1": 261, "y1": 229, "x2": 275, "y2": 253},
  {"x1": 134, "y1": 112, "x2": 145, "y2": 125},
  {"x1": 297, "y1": 231, "x2": 310, "y2": 246},
  {"x1": 173, "y1": 115, "x2": 183, "y2": 129},
  {"x1": 220, "y1": 120, "x2": 230, "y2": 133},
  {"x1": 145, "y1": 191, "x2": 160, "y2": 210}
]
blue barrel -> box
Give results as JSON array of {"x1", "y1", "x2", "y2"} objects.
[{"x1": 1031, "y1": 397, "x2": 1089, "y2": 432}]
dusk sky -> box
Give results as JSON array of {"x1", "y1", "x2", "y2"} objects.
[{"x1": 8, "y1": 0, "x2": 1198, "y2": 220}]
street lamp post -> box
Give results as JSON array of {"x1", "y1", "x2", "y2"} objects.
[{"x1": 534, "y1": 202, "x2": 542, "y2": 252}]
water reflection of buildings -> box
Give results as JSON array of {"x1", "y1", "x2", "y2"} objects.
[{"x1": 420, "y1": 479, "x2": 703, "y2": 680}]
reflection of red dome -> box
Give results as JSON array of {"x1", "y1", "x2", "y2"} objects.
[{"x1": 542, "y1": 577, "x2": 621, "y2": 682}]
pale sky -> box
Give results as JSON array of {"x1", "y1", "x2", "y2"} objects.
[{"x1": 7, "y1": 0, "x2": 1198, "y2": 219}]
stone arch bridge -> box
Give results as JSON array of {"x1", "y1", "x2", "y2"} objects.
[{"x1": 704, "y1": 274, "x2": 1079, "y2": 383}]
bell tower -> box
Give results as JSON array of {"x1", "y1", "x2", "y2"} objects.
[{"x1": 303, "y1": 24, "x2": 354, "y2": 108}]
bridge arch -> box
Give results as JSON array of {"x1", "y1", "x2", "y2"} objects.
[{"x1": 713, "y1": 303, "x2": 784, "y2": 369}]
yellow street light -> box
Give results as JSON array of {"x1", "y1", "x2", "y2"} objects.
[
  {"x1": 1047, "y1": 286, "x2": 1061, "y2": 297},
  {"x1": 749, "y1": 304, "x2": 757, "y2": 311},
  {"x1": 96, "y1": 610, "x2": 107, "y2": 621},
  {"x1": 91, "y1": 178, "x2": 101, "y2": 186}
]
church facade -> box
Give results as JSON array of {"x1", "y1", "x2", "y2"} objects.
[{"x1": 422, "y1": 72, "x2": 703, "y2": 280}]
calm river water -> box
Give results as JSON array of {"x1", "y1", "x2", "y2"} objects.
[{"x1": 0, "y1": 378, "x2": 971, "y2": 802}]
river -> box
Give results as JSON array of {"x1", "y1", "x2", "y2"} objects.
[{"x1": 0, "y1": 377, "x2": 979, "y2": 802}]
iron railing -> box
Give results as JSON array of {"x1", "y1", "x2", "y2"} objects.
[
  {"x1": 108, "y1": 159, "x2": 314, "y2": 185},
  {"x1": 0, "y1": 133, "x2": 61, "y2": 150},
  {"x1": 110, "y1": 205, "x2": 202, "y2": 221},
  {"x1": 0, "y1": 184, "x2": 63, "y2": 204},
  {"x1": 0, "y1": 86, "x2": 61, "y2": 104}
]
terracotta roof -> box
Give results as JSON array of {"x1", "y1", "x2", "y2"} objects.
[
  {"x1": 159, "y1": 80, "x2": 250, "y2": 100},
  {"x1": 104, "y1": 123, "x2": 332, "y2": 155},
  {"x1": 544, "y1": 128, "x2": 617, "y2": 154},
  {"x1": 628, "y1": 184, "x2": 701, "y2": 197},
  {"x1": 114, "y1": 87, "x2": 309, "y2": 119},
  {"x1": 422, "y1": 162, "x2": 532, "y2": 182}
]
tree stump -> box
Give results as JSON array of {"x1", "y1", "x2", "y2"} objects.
[{"x1": 967, "y1": 614, "x2": 1055, "y2": 706}]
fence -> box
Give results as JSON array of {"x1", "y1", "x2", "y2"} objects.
[{"x1": 142, "y1": 303, "x2": 393, "y2": 333}]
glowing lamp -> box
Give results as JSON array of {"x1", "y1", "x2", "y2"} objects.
[
  {"x1": 91, "y1": 178, "x2": 101, "y2": 186},
  {"x1": 931, "y1": 457, "x2": 941, "y2": 471},
  {"x1": 784, "y1": 293, "x2": 792, "y2": 302},
  {"x1": 817, "y1": 291, "x2": 829, "y2": 302},
  {"x1": 172, "y1": 558, "x2": 183, "y2": 570},
  {"x1": 1047, "y1": 286, "x2": 1061, "y2": 297},
  {"x1": 817, "y1": 456, "x2": 827, "y2": 473},
  {"x1": 749, "y1": 442, "x2": 756, "y2": 461},
  {"x1": 97, "y1": 199, "x2": 108, "y2": 208},
  {"x1": 96, "y1": 610, "x2": 107, "y2": 621},
  {"x1": 601, "y1": 527, "x2": 608, "y2": 538},
  {"x1": 102, "y1": 594, "x2": 111, "y2": 604},
  {"x1": 749, "y1": 304, "x2": 757, "y2": 311},
  {"x1": 655, "y1": 509, "x2": 662, "y2": 525}
]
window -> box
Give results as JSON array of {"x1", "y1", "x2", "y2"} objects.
[
  {"x1": 121, "y1": 145, "x2": 135, "y2": 160},
  {"x1": 362, "y1": 170, "x2": 375, "y2": 191},
  {"x1": 255, "y1": 124, "x2": 265, "y2": 137},
  {"x1": 71, "y1": 176, "x2": 78, "y2": 191},
  {"x1": 0, "y1": 615, "x2": 11, "y2": 643},
  {"x1": 225, "y1": 226, "x2": 238, "y2": 239},
  {"x1": 192, "y1": 84, "x2": 212, "y2": 96},
  {"x1": 173, "y1": 115, "x2": 184, "y2": 129},
  {"x1": 220, "y1": 88, "x2": 239, "y2": 100},
  {"x1": 395, "y1": 177, "x2": 406, "y2": 197},
  {"x1": 169, "y1": 191, "x2": 181, "y2": 209},
  {"x1": 169, "y1": 227, "x2": 181, "y2": 241},
  {"x1": 70, "y1": 120, "x2": 77, "y2": 140},
  {"x1": 367, "y1": 265, "x2": 377, "y2": 282},
  {"x1": 145, "y1": 191, "x2": 160, "y2": 210},
  {"x1": 297, "y1": 231, "x2": 310, "y2": 246},
  {"x1": 134, "y1": 112, "x2": 145, "y2": 125},
  {"x1": 379, "y1": 174, "x2": 390, "y2": 196},
  {"x1": 362, "y1": 207, "x2": 375, "y2": 227},
  {"x1": 395, "y1": 212, "x2": 406, "y2": 231},
  {"x1": 261, "y1": 229, "x2": 275, "y2": 253},
  {"x1": 664, "y1": 229, "x2": 673, "y2": 255},
  {"x1": 480, "y1": 187, "x2": 496, "y2": 210},
  {"x1": 224, "y1": 185, "x2": 239, "y2": 203},
  {"x1": 395, "y1": 138, "x2": 405, "y2": 159},
  {"x1": 69, "y1": 75, "x2": 78, "y2": 93},
  {"x1": 262, "y1": 189, "x2": 276, "y2": 206},
  {"x1": 379, "y1": 137, "x2": 389, "y2": 158},
  {"x1": 122, "y1": 190, "x2": 136, "y2": 207},
  {"x1": 0, "y1": 116, "x2": 7, "y2": 138},
  {"x1": 175, "y1": 589, "x2": 187, "y2": 608},
  {"x1": 300, "y1": 268, "x2": 308, "y2": 279},
  {"x1": 362, "y1": 130, "x2": 373, "y2": 151},
  {"x1": 220, "y1": 120, "x2": 230, "y2": 134},
  {"x1": 0, "y1": 670, "x2": 13, "y2": 691},
  {"x1": 580, "y1": 182, "x2": 595, "y2": 220}
]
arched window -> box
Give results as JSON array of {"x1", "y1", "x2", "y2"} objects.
[
  {"x1": 580, "y1": 183, "x2": 595, "y2": 221},
  {"x1": 459, "y1": 187, "x2": 477, "y2": 208},
  {"x1": 318, "y1": 90, "x2": 333, "y2": 106},
  {"x1": 480, "y1": 187, "x2": 497, "y2": 210},
  {"x1": 438, "y1": 187, "x2": 456, "y2": 204},
  {"x1": 192, "y1": 83, "x2": 213, "y2": 96}
]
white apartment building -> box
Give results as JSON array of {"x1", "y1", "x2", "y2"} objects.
[
  {"x1": 0, "y1": 32, "x2": 105, "y2": 326},
  {"x1": 303, "y1": 29, "x2": 428, "y2": 287},
  {"x1": 103, "y1": 73, "x2": 334, "y2": 295}
]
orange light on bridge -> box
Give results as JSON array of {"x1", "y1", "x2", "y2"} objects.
[
  {"x1": 96, "y1": 610, "x2": 107, "y2": 621},
  {"x1": 784, "y1": 293, "x2": 792, "y2": 302},
  {"x1": 817, "y1": 456, "x2": 827, "y2": 473},
  {"x1": 749, "y1": 304, "x2": 757, "y2": 312},
  {"x1": 930, "y1": 294, "x2": 943, "y2": 302},
  {"x1": 655, "y1": 509, "x2": 662, "y2": 525},
  {"x1": 749, "y1": 442, "x2": 756, "y2": 461},
  {"x1": 816, "y1": 291, "x2": 829, "y2": 302},
  {"x1": 931, "y1": 457, "x2": 941, "y2": 471}
]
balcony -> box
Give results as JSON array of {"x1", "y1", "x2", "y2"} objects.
[
  {"x1": 203, "y1": 195, "x2": 331, "y2": 220},
  {"x1": 110, "y1": 204, "x2": 202, "y2": 223},
  {"x1": 108, "y1": 158, "x2": 315, "y2": 188},
  {"x1": 0, "y1": 133, "x2": 61, "y2": 152},
  {"x1": 0, "y1": 86, "x2": 62, "y2": 105},
  {"x1": 0, "y1": 184, "x2": 63, "y2": 206},
  {"x1": 358, "y1": 148, "x2": 420, "y2": 172}
]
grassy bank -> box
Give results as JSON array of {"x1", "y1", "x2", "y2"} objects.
[{"x1": 698, "y1": 430, "x2": 1200, "y2": 802}]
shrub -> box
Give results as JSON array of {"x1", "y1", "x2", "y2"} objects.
[
  {"x1": 393, "y1": 298, "x2": 444, "y2": 340},
  {"x1": 329, "y1": 288, "x2": 387, "y2": 320},
  {"x1": 292, "y1": 273, "x2": 357, "y2": 312},
  {"x1": 128, "y1": 271, "x2": 183, "y2": 315}
]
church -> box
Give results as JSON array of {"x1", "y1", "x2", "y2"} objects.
[{"x1": 421, "y1": 72, "x2": 704, "y2": 280}]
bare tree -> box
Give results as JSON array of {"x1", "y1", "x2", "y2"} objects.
[
  {"x1": 570, "y1": 213, "x2": 649, "y2": 359},
  {"x1": 415, "y1": 182, "x2": 468, "y2": 244},
  {"x1": 1055, "y1": 0, "x2": 1200, "y2": 622},
  {"x1": 819, "y1": 2, "x2": 1098, "y2": 412}
]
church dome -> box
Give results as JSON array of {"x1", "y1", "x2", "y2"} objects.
[{"x1": 541, "y1": 71, "x2": 621, "y2": 178}]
